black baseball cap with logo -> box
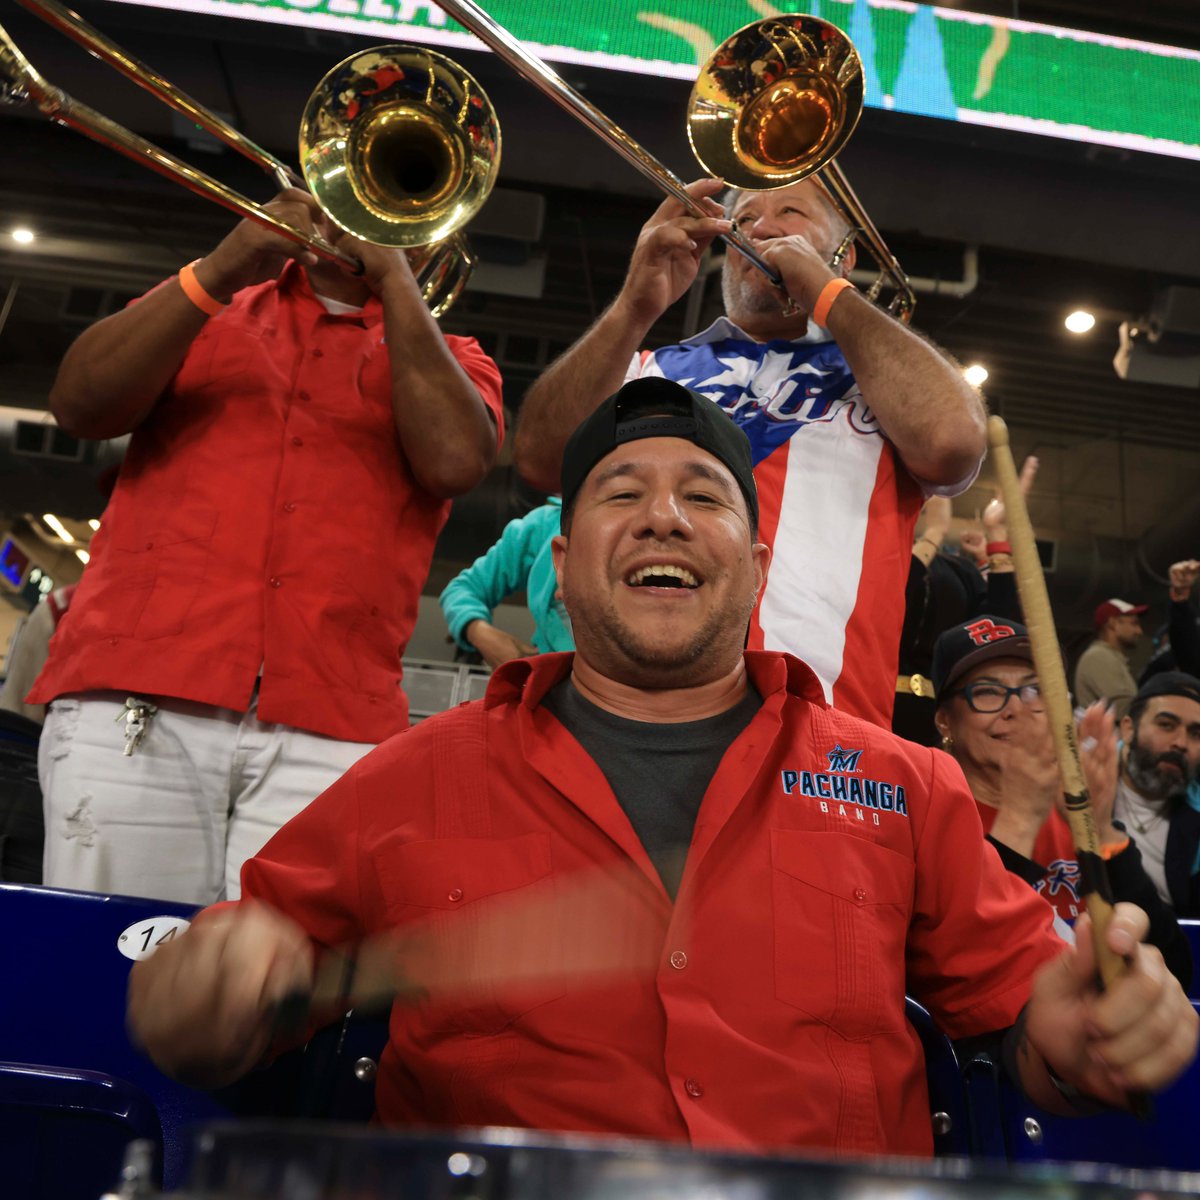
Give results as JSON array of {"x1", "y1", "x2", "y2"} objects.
[
  {"x1": 932, "y1": 616, "x2": 1033, "y2": 699},
  {"x1": 559, "y1": 377, "x2": 759, "y2": 531}
]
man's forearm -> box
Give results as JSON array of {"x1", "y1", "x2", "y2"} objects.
[
  {"x1": 381, "y1": 278, "x2": 497, "y2": 498},
  {"x1": 50, "y1": 277, "x2": 210, "y2": 439},
  {"x1": 514, "y1": 299, "x2": 649, "y2": 493},
  {"x1": 824, "y1": 290, "x2": 987, "y2": 487}
]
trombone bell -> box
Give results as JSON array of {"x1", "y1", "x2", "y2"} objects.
[
  {"x1": 688, "y1": 16, "x2": 862, "y2": 189},
  {"x1": 301, "y1": 46, "x2": 500, "y2": 249}
]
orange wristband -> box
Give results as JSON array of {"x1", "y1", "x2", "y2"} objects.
[
  {"x1": 1099, "y1": 837, "x2": 1130, "y2": 860},
  {"x1": 812, "y1": 277, "x2": 854, "y2": 326},
  {"x1": 178, "y1": 260, "x2": 227, "y2": 318}
]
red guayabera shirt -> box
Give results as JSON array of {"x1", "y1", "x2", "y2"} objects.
[
  {"x1": 31, "y1": 263, "x2": 503, "y2": 742},
  {"x1": 237, "y1": 651, "x2": 1063, "y2": 1155}
]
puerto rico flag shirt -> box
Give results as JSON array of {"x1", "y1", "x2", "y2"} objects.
[{"x1": 626, "y1": 318, "x2": 980, "y2": 727}]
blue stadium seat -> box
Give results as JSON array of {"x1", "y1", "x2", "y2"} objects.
[
  {"x1": 0, "y1": 1062, "x2": 162, "y2": 1200},
  {"x1": 0, "y1": 883, "x2": 226, "y2": 1195},
  {"x1": 904, "y1": 996, "x2": 971, "y2": 1155},
  {"x1": 1180, "y1": 920, "x2": 1200, "y2": 985},
  {"x1": 0, "y1": 883, "x2": 385, "y2": 1196}
]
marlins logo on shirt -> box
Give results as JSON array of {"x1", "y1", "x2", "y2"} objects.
[
  {"x1": 780, "y1": 745, "x2": 909, "y2": 825},
  {"x1": 645, "y1": 332, "x2": 878, "y2": 465}
]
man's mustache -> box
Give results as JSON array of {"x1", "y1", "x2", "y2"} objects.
[{"x1": 1154, "y1": 750, "x2": 1189, "y2": 774}]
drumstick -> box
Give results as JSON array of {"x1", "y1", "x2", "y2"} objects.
[
  {"x1": 987, "y1": 416, "x2": 1123, "y2": 984},
  {"x1": 271, "y1": 861, "x2": 663, "y2": 1036},
  {"x1": 989, "y1": 417, "x2": 1153, "y2": 1120}
]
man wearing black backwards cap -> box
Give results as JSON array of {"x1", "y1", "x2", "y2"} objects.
[
  {"x1": 130, "y1": 381, "x2": 1195, "y2": 1156},
  {"x1": 1114, "y1": 672, "x2": 1200, "y2": 915}
]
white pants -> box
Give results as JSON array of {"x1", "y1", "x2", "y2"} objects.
[{"x1": 40, "y1": 690, "x2": 374, "y2": 905}]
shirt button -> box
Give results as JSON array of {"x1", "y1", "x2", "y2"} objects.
[
  {"x1": 669, "y1": 950, "x2": 688, "y2": 970},
  {"x1": 283, "y1": 502, "x2": 296, "y2": 513},
  {"x1": 291, "y1": 436, "x2": 304, "y2": 446},
  {"x1": 854, "y1": 887, "x2": 867, "y2": 902},
  {"x1": 311, "y1": 348, "x2": 324, "y2": 358},
  {"x1": 297, "y1": 390, "x2": 311, "y2": 402},
  {"x1": 448, "y1": 888, "x2": 463, "y2": 902},
  {"x1": 269, "y1": 577, "x2": 282, "y2": 588},
  {"x1": 684, "y1": 1078, "x2": 704, "y2": 1099}
]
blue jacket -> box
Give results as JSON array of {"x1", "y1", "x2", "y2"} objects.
[{"x1": 439, "y1": 499, "x2": 572, "y2": 655}]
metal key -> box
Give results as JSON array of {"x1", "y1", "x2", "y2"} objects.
[{"x1": 115, "y1": 697, "x2": 158, "y2": 756}]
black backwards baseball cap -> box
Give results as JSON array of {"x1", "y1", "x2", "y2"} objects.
[
  {"x1": 931, "y1": 615, "x2": 1033, "y2": 700},
  {"x1": 559, "y1": 377, "x2": 759, "y2": 530},
  {"x1": 1133, "y1": 671, "x2": 1200, "y2": 709}
]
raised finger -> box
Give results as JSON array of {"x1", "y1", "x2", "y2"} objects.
[
  {"x1": 1018, "y1": 455, "x2": 1040, "y2": 494},
  {"x1": 642, "y1": 220, "x2": 720, "y2": 258},
  {"x1": 649, "y1": 177, "x2": 728, "y2": 223}
]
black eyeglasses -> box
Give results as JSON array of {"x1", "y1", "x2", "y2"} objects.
[{"x1": 950, "y1": 681, "x2": 1043, "y2": 714}]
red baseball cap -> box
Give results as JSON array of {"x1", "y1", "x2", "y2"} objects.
[{"x1": 1093, "y1": 598, "x2": 1148, "y2": 630}]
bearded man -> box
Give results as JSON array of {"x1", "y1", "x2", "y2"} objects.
[{"x1": 1114, "y1": 672, "x2": 1200, "y2": 914}]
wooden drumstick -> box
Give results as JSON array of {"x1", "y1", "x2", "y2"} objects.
[{"x1": 987, "y1": 416, "x2": 1124, "y2": 987}]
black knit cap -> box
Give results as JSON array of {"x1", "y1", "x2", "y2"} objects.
[
  {"x1": 559, "y1": 378, "x2": 758, "y2": 530},
  {"x1": 1134, "y1": 671, "x2": 1200, "y2": 708}
]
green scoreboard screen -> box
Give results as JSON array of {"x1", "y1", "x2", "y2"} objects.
[{"x1": 107, "y1": 0, "x2": 1200, "y2": 162}]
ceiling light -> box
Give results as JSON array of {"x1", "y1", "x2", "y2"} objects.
[
  {"x1": 42, "y1": 513, "x2": 75, "y2": 544},
  {"x1": 11, "y1": 228, "x2": 35, "y2": 245},
  {"x1": 963, "y1": 363, "x2": 989, "y2": 387},
  {"x1": 1065, "y1": 309, "x2": 1096, "y2": 334},
  {"x1": 87, "y1": 518, "x2": 101, "y2": 531},
  {"x1": 75, "y1": 548, "x2": 90, "y2": 565}
]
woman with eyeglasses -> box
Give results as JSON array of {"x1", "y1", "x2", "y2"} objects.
[{"x1": 931, "y1": 616, "x2": 1191, "y2": 987}]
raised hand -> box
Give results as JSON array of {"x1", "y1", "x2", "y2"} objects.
[
  {"x1": 1169, "y1": 559, "x2": 1200, "y2": 601},
  {"x1": 1077, "y1": 701, "x2": 1120, "y2": 843},
  {"x1": 193, "y1": 189, "x2": 328, "y2": 302},
  {"x1": 615, "y1": 178, "x2": 731, "y2": 328},
  {"x1": 959, "y1": 527, "x2": 986, "y2": 563}
]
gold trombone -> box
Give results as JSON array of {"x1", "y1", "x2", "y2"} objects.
[
  {"x1": 434, "y1": 0, "x2": 914, "y2": 319},
  {"x1": 0, "y1": 0, "x2": 500, "y2": 318}
]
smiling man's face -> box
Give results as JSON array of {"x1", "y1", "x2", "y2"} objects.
[{"x1": 552, "y1": 436, "x2": 769, "y2": 689}]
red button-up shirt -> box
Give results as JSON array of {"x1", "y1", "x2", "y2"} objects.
[
  {"x1": 30, "y1": 264, "x2": 503, "y2": 743},
  {"x1": 238, "y1": 651, "x2": 1063, "y2": 1155}
]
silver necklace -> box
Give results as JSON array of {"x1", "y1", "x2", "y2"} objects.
[{"x1": 1128, "y1": 808, "x2": 1167, "y2": 835}]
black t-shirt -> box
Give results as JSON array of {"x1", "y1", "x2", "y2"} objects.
[{"x1": 542, "y1": 679, "x2": 761, "y2": 898}]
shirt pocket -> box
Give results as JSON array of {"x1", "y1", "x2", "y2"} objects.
[
  {"x1": 97, "y1": 505, "x2": 219, "y2": 640},
  {"x1": 375, "y1": 833, "x2": 562, "y2": 1035},
  {"x1": 171, "y1": 319, "x2": 265, "y2": 394},
  {"x1": 771, "y1": 829, "x2": 915, "y2": 1040}
]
